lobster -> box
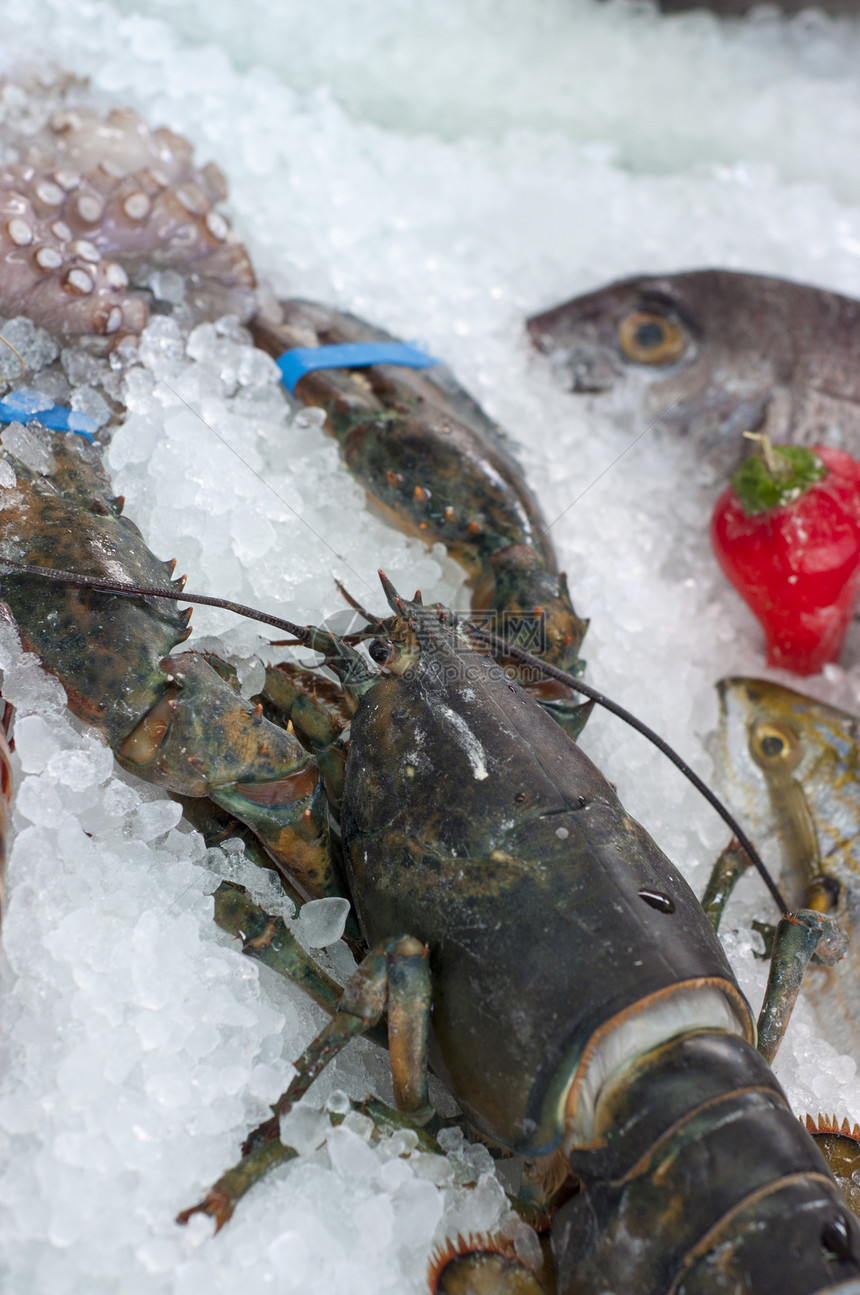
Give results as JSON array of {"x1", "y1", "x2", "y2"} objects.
[
  {"x1": 1, "y1": 419, "x2": 859, "y2": 1295},
  {"x1": 251, "y1": 297, "x2": 592, "y2": 738}
]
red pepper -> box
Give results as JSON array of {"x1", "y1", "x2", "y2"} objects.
[{"x1": 710, "y1": 438, "x2": 860, "y2": 676}]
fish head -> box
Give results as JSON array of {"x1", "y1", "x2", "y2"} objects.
[
  {"x1": 714, "y1": 676, "x2": 860, "y2": 911},
  {"x1": 528, "y1": 273, "x2": 697, "y2": 392},
  {"x1": 527, "y1": 270, "x2": 782, "y2": 464}
]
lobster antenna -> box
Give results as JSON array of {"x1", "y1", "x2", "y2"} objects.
[
  {"x1": 333, "y1": 579, "x2": 386, "y2": 630},
  {"x1": 465, "y1": 621, "x2": 787, "y2": 915},
  {"x1": 0, "y1": 560, "x2": 310, "y2": 641},
  {"x1": 0, "y1": 557, "x2": 784, "y2": 912}
]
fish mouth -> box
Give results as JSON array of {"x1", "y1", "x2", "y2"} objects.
[
  {"x1": 542, "y1": 342, "x2": 626, "y2": 394},
  {"x1": 527, "y1": 304, "x2": 626, "y2": 393},
  {"x1": 718, "y1": 677, "x2": 767, "y2": 709}
]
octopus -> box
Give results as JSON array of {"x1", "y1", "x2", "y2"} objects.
[{"x1": 0, "y1": 70, "x2": 255, "y2": 341}]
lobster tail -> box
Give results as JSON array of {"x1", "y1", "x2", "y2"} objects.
[{"x1": 554, "y1": 1029, "x2": 860, "y2": 1295}]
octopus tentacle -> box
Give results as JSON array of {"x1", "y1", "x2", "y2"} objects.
[{"x1": 0, "y1": 79, "x2": 255, "y2": 342}]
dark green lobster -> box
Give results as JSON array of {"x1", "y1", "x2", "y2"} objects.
[
  {"x1": 252, "y1": 298, "x2": 592, "y2": 739},
  {"x1": 181, "y1": 576, "x2": 860, "y2": 1295},
  {"x1": 1, "y1": 422, "x2": 859, "y2": 1295}
]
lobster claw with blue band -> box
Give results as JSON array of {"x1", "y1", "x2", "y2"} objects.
[
  {"x1": 251, "y1": 298, "x2": 593, "y2": 739},
  {"x1": 0, "y1": 388, "x2": 96, "y2": 439}
]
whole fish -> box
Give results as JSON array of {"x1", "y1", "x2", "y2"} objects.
[
  {"x1": 712, "y1": 676, "x2": 860, "y2": 1056},
  {"x1": 527, "y1": 270, "x2": 860, "y2": 473}
]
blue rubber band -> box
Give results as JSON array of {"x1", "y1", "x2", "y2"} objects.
[
  {"x1": 0, "y1": 390, "x2": 96, "y2": 442},
  {"x1": 276, "y1": 342, "x2": 440, "y2": 395}
]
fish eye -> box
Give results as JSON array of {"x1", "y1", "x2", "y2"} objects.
[
  {"x1": 617, "y1": 310, "x2": 686, "y2": 365},
  {"x1": 749, "y1": 721, "x2": 802, "y2": 771}
]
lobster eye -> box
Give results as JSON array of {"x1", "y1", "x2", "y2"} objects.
[
  {"x1": 749, "y1": 721, "x2": 802, "y2": 771},
  {"x1": 368, "y1": 639, "x2": 397, "y2": 665},
  {"x1": 617, "y1": 310, "x2": 686, "y2": 365}
]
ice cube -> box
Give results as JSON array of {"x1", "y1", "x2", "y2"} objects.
[
  {"x1": 326, "y1": 1125, "x2": 377, "y2": 1178},
  {"x1": 13, "y1": 713, "x2": 62, "y2": 772},
  {"x1": 0, "y1": 317, "x2": 59, "y2": 377},
  {"x1": 298, "y1": 897, "x2": 351, "y2": 948},
  {"x1": 138, "y1": 315, "x2": 187, "y2": 378},
  {"x1": 131, "y1": 799, "x2": 184, "y2": 841},
  {"x1": 352, "y1": 1194, "x2": 394, "y2": 1253},
  {"x1": 512, "y1": 1221, "x2": 543, "y2": 1271},
  {"x1": 70, "y1": 385, "x2": 110, "y2": 429},
  {"x1": 1, "y1": 421, "x2": 55, "y2": 474},
  {"x1": 279, "y1": 1102, "x2": 330, "y2": 1156},
  {"x1": 234, "y1": 655, "x2": 267, "y2": 699}
]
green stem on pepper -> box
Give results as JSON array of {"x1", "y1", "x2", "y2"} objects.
[{"x1": 732, "y1": 433, "x2": 828, "y2": 516}]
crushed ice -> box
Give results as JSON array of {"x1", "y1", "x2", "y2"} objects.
[
  {"x1": 298, "y1": 897, "x2": 352, "y2": 948},
  {"x1": 0, "y1": 3, "x2": 860, "y2": 1294}
]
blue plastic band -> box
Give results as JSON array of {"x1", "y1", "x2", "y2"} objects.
[
  {"x1": 276, "y1": 342, "x2": 440, "y2": 395},
  {"x1": 0, "y1": 391, "x2": 96, "y2": 442}
]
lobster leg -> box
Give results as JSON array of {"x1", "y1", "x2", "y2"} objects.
[
  {"x1": 702, "y1": 846, "x2": 850, "y2": 1063},
  {"x1": 178, "y1": 932, "x2": 432, "y2": 1229},
  {"x1": 214, "y1": 881, "x2": 545, "y2": 1177},
  {"x1": 257, "y1": 662, "x2": 351, "y2": 747},
  {"x1": 213, "y1": 882, "x2": 347, "y2": 1015},
  {"x1": 701, "y1": 837, "x2": 751, "y2": 930},
  {"x1": 703, "y1": 845, "x2": 847, "y2": 1063},
  {"x1": 212, "y1": 880, "x2": 388, "y2": 1044},
  {"x1": 757, "y1": 910, "x2": 846, "y2": 1063}
]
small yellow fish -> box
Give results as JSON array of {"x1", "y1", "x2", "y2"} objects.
[{"x1": 714, "y1": 676, "x2": 860, "y2": 1055}]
